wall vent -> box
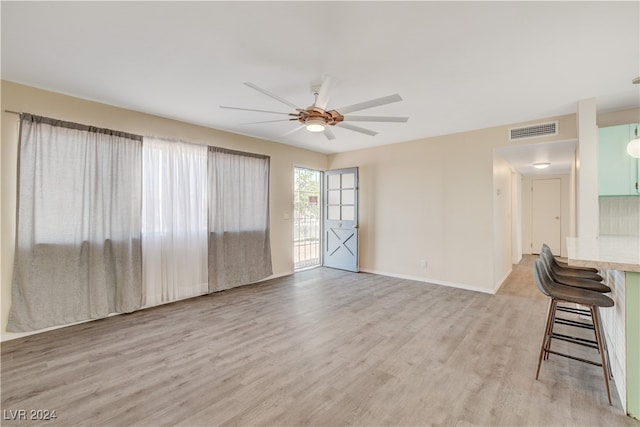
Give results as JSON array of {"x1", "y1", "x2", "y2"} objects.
[{"x1": 509, "y1": 121, "x2": 558, "y2": 141}]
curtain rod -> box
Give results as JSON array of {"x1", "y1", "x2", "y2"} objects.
[{"x1": 4, "y1": 110, "x2": 21, "y2": 115}]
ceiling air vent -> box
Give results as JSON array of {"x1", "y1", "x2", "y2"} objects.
[{"x1": 509, "y1": 121, "x2": 558, "y2": 141}]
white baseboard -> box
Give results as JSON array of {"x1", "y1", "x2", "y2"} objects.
[
  {"x1": 2, "y1": 270, "x2": 296, "y2": 342},
  {"x1": 1, "y1": 314, "x2": 117, "y2": 342},
  {"x1": 359, "y1": 268, "x2": 497, "y2": 295},
  {"x1": 493, "y1": 267, "x2": 513, "y2": 293},
  {"x1": 266, "y1": 271, "x2": 294, "y2": 280}
]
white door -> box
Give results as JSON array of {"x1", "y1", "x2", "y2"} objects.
[
  {"x1": 531, "y1": 178, "x2": 561, "y2": 254},
  {"x1": 323, "y1": 167, "x2": 358, "y2": 272}
]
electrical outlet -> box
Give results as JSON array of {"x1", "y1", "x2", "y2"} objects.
[{"x1": 419, "y1": 259, "x2": 428, "y2": 268}]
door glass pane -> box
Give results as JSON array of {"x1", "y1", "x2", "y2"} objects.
[
  {"x1": 342, "y1": 205, "x2": 355, "y2": 221},
  {"x1": 328, "y1": 190, "x2": 340, "y2": 204},
  {"x1": 328, "y1": 205, "x2": 341, "y2": 220},
  {"x1": 342, "y1": 189, "x2": 354, "y2": 204},
  {"x1": 294, "y1": 167, "x2": 322, "y2": 270},
  {"x1": 341, "y1": 173, "x2": 355, "y2": 188},
  {"x1": 328, "y1": 174, "x2": 341, "y2": 189}
]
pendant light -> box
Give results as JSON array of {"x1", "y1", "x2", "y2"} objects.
[
  {"x1": 629, "y1": 77, "x2": 640, "y2": 157},
  {"x1": 627, "y1": 125, "x2": 640, "y2": 158}
]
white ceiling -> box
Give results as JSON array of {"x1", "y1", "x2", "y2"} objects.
[
  {"x1": 2, "y1": 1, "x2": 639, "y2": 174},
  {"x1": 495, "y1": 139, "x2": 577, "y2": 176}
]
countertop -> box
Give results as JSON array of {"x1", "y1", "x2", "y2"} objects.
[{"x1": 566, "y1": 235, "x2": 640, "y2": 272}]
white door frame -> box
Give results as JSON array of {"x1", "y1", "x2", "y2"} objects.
[{"x1": 523, "y1": 175, "x2": 570, "y2": 256}]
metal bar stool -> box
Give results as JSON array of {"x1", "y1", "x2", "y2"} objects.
[
  {"x1": 537, "y1": 255, "x2": 613, "y2": 378},
  {"x1": 538, "y1": 249, "x2": 613, "y2": 376},
  {"x1": 533, "y1": 258, "x2": 614, "y2": 405}
]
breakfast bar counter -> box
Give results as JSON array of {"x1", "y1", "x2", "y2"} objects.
[
  {"x1": 567, "y1": 235, "x2": 640, "y2": 419},
  {"x1": 566, "y1": 235, "x2": 640, "y2": 272}
]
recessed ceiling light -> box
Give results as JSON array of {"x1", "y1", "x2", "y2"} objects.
[{"x1": 533, "y1": 162, "x2": 551, "y2": 169}]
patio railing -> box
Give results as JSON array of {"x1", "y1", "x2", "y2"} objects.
[{"x1": 294, "y1": 217, "x2": 320, "y2": 270}]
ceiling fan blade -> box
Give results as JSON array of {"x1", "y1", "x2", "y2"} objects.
[
  {"x1": 336, "y1": 122, "x2": 378, "y2": 136},
  {"x1": 244, "y1": 82, "x2": 300, "y2": 110},
  {"x1": 323, "y1": 127, "x2": 336, "y2": 140},
  {"x1": 335, "y1": 94, "x2": 403, "y2": 114},
  {"x1": 240, "y1": 119, "x2": 294, "y2": 125},
  {"x1": 343, "y1": 115, "x2": 409, "y2": 123},
  {"x1": 283, "y1": 124, "x2": 306, "y2": 136},
  {"x1": 314, "y1": 75, "x2": 332, "y2": 110},
  {"x1": 220, "y1": 106, "x2": 291, "y2": 115}
]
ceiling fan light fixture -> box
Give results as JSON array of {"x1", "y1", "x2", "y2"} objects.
[
  {"x1": 223, "y1": 80, "x2": 407, "y2": 140},
  {"x1": 533, "y1": 162, "x2": 551, "y2": 169},
  {"x1": 305, "y1": 118, "x2": 326, "y2": 132}
]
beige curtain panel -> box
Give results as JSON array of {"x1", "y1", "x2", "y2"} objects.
[
  {"x1": 207, "y1": 147, "x2": 272, "y2": 291},
  {"x1": 8, "y1": 114, "x2": 143, "y2": 332},
  {"x1": 8, "y1": 115, "x2": 273, "y2": 332}
]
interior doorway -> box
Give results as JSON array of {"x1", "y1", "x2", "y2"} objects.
[
  {"x1": 531, "y1": 178, "x2": 562, "y2": 254},
  {"x1": 293, "y1": 167, "x2": 322, "y2": 270}
]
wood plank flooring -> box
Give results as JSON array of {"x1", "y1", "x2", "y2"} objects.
[{"x1": 2, "y1": 256, "x2": 638, "y2": 426}]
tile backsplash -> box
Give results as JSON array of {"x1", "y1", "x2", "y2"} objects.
[{"x1": 599, "y1": 196, "x2": 640, "y2": 236}]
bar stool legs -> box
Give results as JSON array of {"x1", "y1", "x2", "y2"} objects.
[
  {"x1": 555, "y1": 305, "x2": 613, "y2": 381},
  {"x1": 536, "y1": 297, "x2": 613, "y2": 405},
  {"x1": 536, "y1": 299, "x2": 556, "y2": 378},
  {"x1": 591, "y1": 306, "x2": 612, "y2": 405}
]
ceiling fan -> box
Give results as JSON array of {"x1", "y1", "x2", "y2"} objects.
[{"x1": 220, "y1": 76, "x2": 409, "y2": 140}]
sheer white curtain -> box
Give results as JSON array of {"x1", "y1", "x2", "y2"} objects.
[
  {"x1": 8, "y1": 114, "x2": 142, "y2": 332},
  {"x1": 208, "y1": 147, "x2": 272, "y2": 291},
  {"x1": 142, "y1": 137, "x2": 208, "y2": 306}
]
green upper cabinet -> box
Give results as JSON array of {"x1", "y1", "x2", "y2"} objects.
[{"x1": 598, "y1": 124, "x2": 640, "y2": 196}]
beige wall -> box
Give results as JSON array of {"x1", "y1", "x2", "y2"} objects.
[
  {"x1": 492, "y1": 155, "x2": 513, "y2": 288},
  {"x1": 577, "y1": 98, "x2": 599, "y2": 238},
  {"x1": 328, "y1": 114, "x2": 577, "y2": 293},
  {"x1": 597, "y1": 108, "x2": 640, "y2": 128},
  {"x1": 511, "y1": 168, "x2": 523, "y2": 264},
  {"x1": 1, "y1": 81, "x2": 328, "y2": 340}
]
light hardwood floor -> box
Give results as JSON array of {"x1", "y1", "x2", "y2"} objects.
[{"x1": 2, "y1": 256, "x2": 638, "y2": 426}]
